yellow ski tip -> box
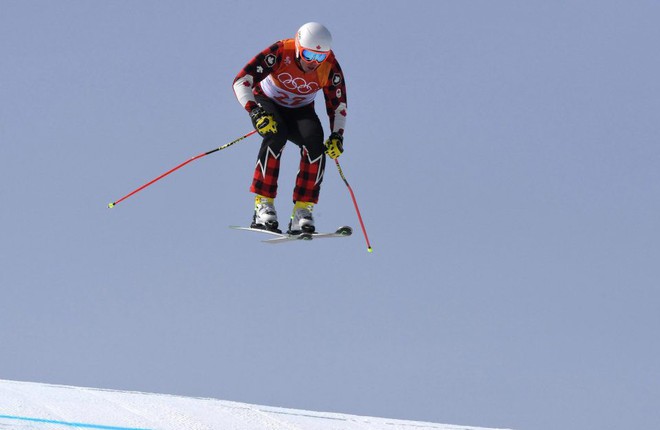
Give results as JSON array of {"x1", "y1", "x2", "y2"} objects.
[{"x1": 108, "y1": 202, "x2": 115, "y2": 208}]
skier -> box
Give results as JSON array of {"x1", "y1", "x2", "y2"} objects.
[{"x1": 233, "y1": 22, "x2": 347, "y2": 234}]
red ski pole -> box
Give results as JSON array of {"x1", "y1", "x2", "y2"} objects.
[
  {"x1": 334, "y1": 159, "x2": 373, "y2": 253},
  {"x1": 108, "y1": 130, "x2": 257, "y2": 208}
]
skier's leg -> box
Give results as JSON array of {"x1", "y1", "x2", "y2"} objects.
[
  {"x1": 287, "y1": 105, "x2": 325, "y2": 233},
  {"x1": 288, "y1": 105, "x2": 326, "y2": 204},
  {"x1": 249, "y1": 97, "x2": 288, "y2": 231},
  {"x1": 249, "y1": 97, "x2": 288, "y2": 199}
]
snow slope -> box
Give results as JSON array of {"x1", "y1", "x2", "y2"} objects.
[{"x1": 0, "y1": 380, "x2": 510, "y2": 430}]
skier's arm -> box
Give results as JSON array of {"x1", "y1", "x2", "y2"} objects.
[
  {"x1": 233, "y1": 42, "x2": 283, "y2": 112},
  {"x1": 322, "y1": 58, "x2": 348, "y2": 136}
]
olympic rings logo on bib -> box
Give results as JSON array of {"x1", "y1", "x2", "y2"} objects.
[{"x1": 277, "y1": 73, "x2": 319, "y2": 94}]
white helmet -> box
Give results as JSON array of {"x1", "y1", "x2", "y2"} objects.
[{"x1": 295, "y1": 22, "x2": 332, "y2": 58}]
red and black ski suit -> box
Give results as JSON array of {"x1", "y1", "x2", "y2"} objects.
[{"x1": 233, "y1": 38, "x2": 347, "y2": 203}]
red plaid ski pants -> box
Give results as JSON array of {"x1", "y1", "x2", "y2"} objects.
[{"x1": 249, "y1": 97, "x2": 326, "y2": 203}]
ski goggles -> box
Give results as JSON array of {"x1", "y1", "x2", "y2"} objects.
[{"x1": 301, "y1": 49, "x2": 328, "y2": 63}]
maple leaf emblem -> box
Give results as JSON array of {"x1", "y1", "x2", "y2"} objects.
[{"x1": 265, "y1": 54, "x2": 276, "y2": 67}]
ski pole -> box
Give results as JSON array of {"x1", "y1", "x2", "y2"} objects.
[
  {"x1": 108, "y1": 130, "x2": 257, "y2": 208},
  {"x1": 333, "y1": 158, "x2": 373, "y2": 253}
]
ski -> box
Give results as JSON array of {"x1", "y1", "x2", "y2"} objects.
[
  {"x1": 263, "y1": 226, "x2": 353, "y2": 244},
  {"x1": 229, "y1": 226, "x2": 286, "y2": 237},
  {"x1": 230, "y1": 225, "x2": 352, "y2": 244}
]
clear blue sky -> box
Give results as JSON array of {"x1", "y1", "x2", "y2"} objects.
[{"x1": 2, "y1": 1, "x2": 659, "y2": 430}]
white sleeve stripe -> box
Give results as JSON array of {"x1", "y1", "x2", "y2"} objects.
[
  {"x1": 333, "y1": 102, "x2": 347, "y2": 133},
  {"x1": 233, "y1": 75, "x2": 256, "y2": 108}
]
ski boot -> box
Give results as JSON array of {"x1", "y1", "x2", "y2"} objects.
[
  {"x1": 288, "y1": 201, "x2": 315, "y2": 234},
  {"x1": 251, "y1": 194, "x2": 281, "y2": 233}
]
